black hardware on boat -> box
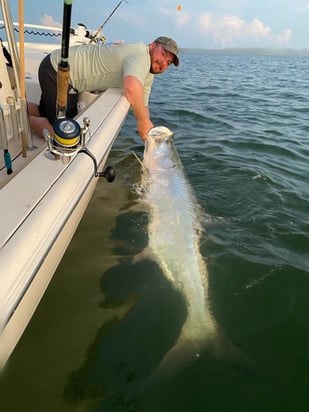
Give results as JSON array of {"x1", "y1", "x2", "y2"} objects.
[
  {"x1": 0, "y1": 37, "x2": 12, "y2": 66},
  {"x1": 79, "y1": 148, "x2": 115, "y2": 182}
]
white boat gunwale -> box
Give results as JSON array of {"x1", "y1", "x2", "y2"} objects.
[
  {"x1": 0, "y1": 88, "x2": 130, "y2": 369},
  {"x1": 0, "y1": 0, "x2": 131, "y2": 371}
]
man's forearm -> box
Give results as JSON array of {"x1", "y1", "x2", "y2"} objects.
[{"x1": 123, "y1": 75, "x2": 154, "y2": 140}]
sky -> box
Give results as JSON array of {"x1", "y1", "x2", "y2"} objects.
[{"x1": 6, "y1": 0, "x2": 309, "y2": 49}]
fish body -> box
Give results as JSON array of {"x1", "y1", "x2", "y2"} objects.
[{"x1": 141, "y1": 126, "x2": 217, "y2": 373}]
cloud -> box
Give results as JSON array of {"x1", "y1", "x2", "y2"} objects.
[
  {"x1": 158, "y1": 7, "x2": 171, "y2": 16},
  {"x1": 154, "y1": 7, "x2": 292, "y2": 47},
  {"x1": 198, "y1": 12, "x2": 291, "y2": 47},
  {"x1": 158, "y1": 6, "x2": 191, "y2": 28},
  {"x1": 40, "y1": 14, "x2": 61, "y2": 28},
  {"x1": 176, "y1": 11, "x2": 191, "y2": 28},
  {"x1": 119, "y1": 10, "x2": 148, "y2": 28},
  {"x1": 274, "y1": 28, "x2": 292, "y2": 44}
]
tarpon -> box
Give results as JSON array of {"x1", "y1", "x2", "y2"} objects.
[{"x1": 138, "y1": 126, "x2": 218, "y2": 377}]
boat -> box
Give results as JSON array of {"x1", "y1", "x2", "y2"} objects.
[{"x1": 0, "y1": 0, "x2": 130, "y2": 369}]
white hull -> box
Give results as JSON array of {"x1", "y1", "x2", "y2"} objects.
[{"x1": 0, "y1": 36, "x2": 130, "y2": 368}]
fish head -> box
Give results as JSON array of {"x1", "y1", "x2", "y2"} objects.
[{"x1": 143, "y1": 126, "x2": 177, "y2": 171}]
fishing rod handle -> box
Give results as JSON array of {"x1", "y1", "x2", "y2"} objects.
[{"x1": 56, "y1": 64, "x2": 70, "y2": 118}]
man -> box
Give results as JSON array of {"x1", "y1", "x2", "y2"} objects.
[{"x1": 29, "y1": 36, "x2": 179, "y2": 141}]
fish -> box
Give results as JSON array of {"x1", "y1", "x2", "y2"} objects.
[
  {"x1": 138, "y1": 126, "x2": 218, "y2": 378},
  {"x1": 137, "y1": 126, "x2": 258, "y2": 382}
]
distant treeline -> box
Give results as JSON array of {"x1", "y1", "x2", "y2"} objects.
[{"x1": 180, "y1": 48, "x2": 309, "y2": 56}]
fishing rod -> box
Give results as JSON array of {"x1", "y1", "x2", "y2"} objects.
[
  {"x1": 45, "y1": 0, "x2": 116, "y2": 181},
  {"x1": 89, "y1": 0, "x2": 127, "y2": 43},
  {"x1": 18, "y1": 0, "x2": 27, "y2": 157},
  {"x1": 48, "y1": 0, "x2": 81, "y2": 156},
  {"x1": 56, "y1": 0, "x2": 73, "y2": 119}
]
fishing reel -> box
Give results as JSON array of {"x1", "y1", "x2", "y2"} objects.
[
  {"x1": 45, "y1": 117, "x2": 83, "y2": 157},
  {"x1": 44, "y1": 117, "x2": 115, "y2": 181}
]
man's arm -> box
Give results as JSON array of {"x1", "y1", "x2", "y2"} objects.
[{"x1": 123, "y1": 75, "x2": 153, "y2": 140}]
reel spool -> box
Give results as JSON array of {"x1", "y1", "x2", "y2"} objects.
[
  {"x1": 44, "y1": 117, "x2": 88, "y2": 161},
  {"x1": 48, "y1": 117, "x2": 81, "y2": 156}
]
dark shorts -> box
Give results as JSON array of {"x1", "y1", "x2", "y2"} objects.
[{"x1": 38, "y1": 54, "x2": 78, "y2": 124}]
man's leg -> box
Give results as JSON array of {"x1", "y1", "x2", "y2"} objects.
[
  {"x1": 27, "y1": 101, "x2": 53, "y2": 138},
  {"x1": 29, "y1": 114, "x2": 53, "y2": 138}
]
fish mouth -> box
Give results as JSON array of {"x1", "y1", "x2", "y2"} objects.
[
  {"x1": 143, "y1": 126, "x2": 178, "y2": 171},
  {"x1": 146, "y1": 126, "x2": 174, "y2": 143},
  {"x1": 144, "y1": 126, "x2": 174, "y2": 157}
]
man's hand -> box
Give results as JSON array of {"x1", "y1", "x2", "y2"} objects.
[{"x1": 137, "y1": 118, "x2": 154, "y2": 141}]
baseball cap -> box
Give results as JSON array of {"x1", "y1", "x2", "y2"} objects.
[{"x1": 155, "y1": 36, "x2": 179, "y2": 66}]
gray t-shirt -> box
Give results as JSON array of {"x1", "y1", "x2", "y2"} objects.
[{"x1": 50, "y1": 42, "x2": 154, "y2": 105}]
